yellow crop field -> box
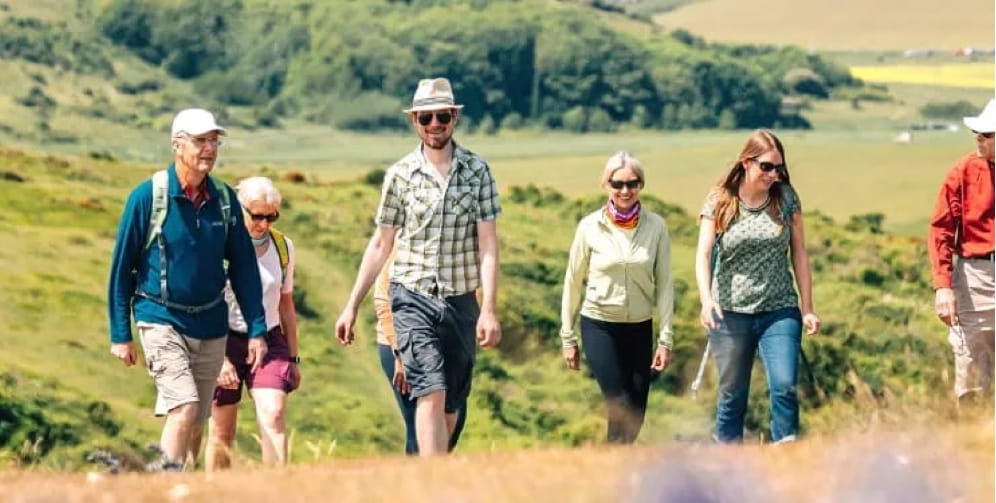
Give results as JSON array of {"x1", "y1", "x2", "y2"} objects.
[{"x1": 850, "y1": 63, "x2": 995, "y2": 89}]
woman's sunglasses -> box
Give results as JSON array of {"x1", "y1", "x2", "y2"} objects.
[
  {"x1": 416, "y1": 111, "x2": 453, "y2": 126},
  {"x1": 247, "y1": 211, "x2": 279, "y2": 223},
  {"x1": 609, "y1": 179, "x2": 642, "y2": 190},
  {"x1": 753, "y1": 159, "x2": 785, "y2": 173},
  {"x1": 972, "y1": 130, "x2": 995, "y2": 139}
]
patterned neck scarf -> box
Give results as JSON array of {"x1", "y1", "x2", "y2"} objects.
[{"x1": 605, "y1": 199, "x2": 641, "y2": 229}]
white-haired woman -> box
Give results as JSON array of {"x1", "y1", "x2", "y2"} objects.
[
  {"x1": 206, "y1": 176, "x2": 300, "y2": 468},
  {"x1": 559, "y1": 151, "x2": 675, "y2": 444}
]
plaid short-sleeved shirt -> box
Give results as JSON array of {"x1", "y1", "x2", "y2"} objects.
[{"x1": 375, "y1": 142, "x2": 501, "y2": 297}]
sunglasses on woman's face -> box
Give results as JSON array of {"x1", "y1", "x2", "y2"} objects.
[
  {"x1": 754, "y1": 159, "x2": 785, "y2": 173},
  {"x1": 416, "y1": 111, "x2": 453, "y2": 126},
  {"x1": 609, "y1": 179, "x2": 642, "y2": 190},
  {"x1": 972, "y1": 130, "x2": 995, "y2": 139},
  {"x1": 247, "y1": 211, "x2": 279, "y2": 223}
]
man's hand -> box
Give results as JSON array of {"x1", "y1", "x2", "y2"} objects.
[
  {"x1": 216, "y1": 359, "x2": 239, "y2": 389},
  {"x1": 111, "y1": 342, "x2": 137, "y2": 367},
  {"x1": 935, "y1": 287, "x2": 958, "y2": 326},
  {"x1": 476, "y1": 311, "x2": 501, "y2": 348},
  {"x1": 562, "y1": 346, "x2": 580, "y2": 370},
  {"x1": 650, "y1": 346, "x2": 672, "y2": 371},
  {"x1": 392, "y1": 355, "x2": 410, "y2": 394},
  {"x1": 246, "y1": 337, "x2": 268, "y2": 372},
  {"x1": 334, "y1": 308, "x2": 357, "y2": 346}
]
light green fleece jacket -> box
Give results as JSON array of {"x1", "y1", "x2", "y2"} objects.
[{"x1": 560, "y1": 208, "x2": 675, "y2": 348}]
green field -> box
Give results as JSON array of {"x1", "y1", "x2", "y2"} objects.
[
  {"x1": 0, "y1": 123, "x2": 976, "y2": 236},
  {"x1": 653, "y1": 0, "x2": 995, "y2": 50}
]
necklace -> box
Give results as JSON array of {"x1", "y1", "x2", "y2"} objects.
[{"x1": 739, "y1": 195, "x2": 770, "y2": 212}]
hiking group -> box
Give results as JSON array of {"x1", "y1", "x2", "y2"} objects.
[{"x1": 106, "y1": 77, "x2": 995, "y2": 470}]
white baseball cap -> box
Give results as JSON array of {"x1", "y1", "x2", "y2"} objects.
[
  {"x1": 963, "y1": 98, "x2": 996, "y2": 134},
  {"x1": 171, "y1": 108, "x2": 227, "y2": 137}
]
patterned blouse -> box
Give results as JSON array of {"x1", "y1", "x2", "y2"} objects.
[{"x1": 700, "y1": 184, "x2": 801, "y2": 313}]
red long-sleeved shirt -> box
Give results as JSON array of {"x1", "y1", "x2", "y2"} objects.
[{"x1": 928, "y1": 152, "x2": 995, "y2": 288}]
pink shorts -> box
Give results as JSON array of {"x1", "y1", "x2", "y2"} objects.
[{"x1": 213, "y1": 327, "x2": 298, "y2": 406}]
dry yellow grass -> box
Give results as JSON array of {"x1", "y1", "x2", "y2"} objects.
[
  {"x1": 2, "y1": 418, "x2": 991, "y2": 503},
  {"x1": 653, "y1": 0, "x2": 995, "y2": 50},
  {"x1": 851, "y1": 63, "x2": 995, "y2": 89}
]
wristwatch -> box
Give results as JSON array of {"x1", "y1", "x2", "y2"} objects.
[
  {"x1": 288, "y1": 356, "x2": 301, "y2": 364},
  {"x1": 392, "y1": 348, "x2": 402, "y2": 357}
]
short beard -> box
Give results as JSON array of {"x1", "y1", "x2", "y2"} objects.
[{"x1": 421, "y1": 131, "x2": 452, "y2": 151}]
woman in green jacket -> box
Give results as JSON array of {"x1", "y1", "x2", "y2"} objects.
[{"x1": 560, "y1": 151, "x2": 675, "y2": 443}]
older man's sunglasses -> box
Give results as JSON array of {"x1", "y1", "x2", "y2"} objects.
[
  {"x1": 247, "y1": 211, "x2": 279, "y2": 223},
  {"x1": 416, "y1": 111, "x2": 452, "y2": 126},
  {"x1": 972, "y1": 130, "x2": 995, "y2": 139}
]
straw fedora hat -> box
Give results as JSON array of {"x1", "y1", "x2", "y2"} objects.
[{"x1": 402, "y1": 77, "x2": 465, "y2": 114}]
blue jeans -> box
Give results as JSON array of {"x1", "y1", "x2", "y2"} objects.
[
  {"x1": 708, "y1": 307, "x2": 802, "y2": 443},
  {"x1": 377, "y1": 343, "x2": 467, "y2": 454}
]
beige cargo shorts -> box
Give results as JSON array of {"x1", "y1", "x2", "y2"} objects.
[
  {"x1": 949, "y1": 258, "x2": 995, "y2": 398},
  {"x1": 136, "y1": 322, "x2": 227, "y2": 423}
]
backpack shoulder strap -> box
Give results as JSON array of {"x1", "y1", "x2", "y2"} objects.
[
  {"x1": 269, "y1": 228, "x2": 290, "y2": 283},
  {"x1": 208, "y1": 175, "x2": 232, "y2": 240},
  {"x1": 145, "y1": 169, "x2": 170, "y2": 251}
]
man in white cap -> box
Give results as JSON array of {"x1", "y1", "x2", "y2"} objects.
[
  {"x1": 107, "y1": 108, "x2": 268, "y2": 470},
  {"x1": 928, "y1": 98, "x2": 995, "y2": 409},
  {"x1": 334, "y1": 78, "x2": 502, "y2": 456}
]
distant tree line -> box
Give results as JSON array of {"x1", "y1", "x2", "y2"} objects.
[{"x1": 93, "y1": 0, "x2": 861, "y2": 132}]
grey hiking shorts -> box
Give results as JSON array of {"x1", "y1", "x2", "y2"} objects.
[{"x1": 390, "y1": 282, "x2": 479, "y2": 413}]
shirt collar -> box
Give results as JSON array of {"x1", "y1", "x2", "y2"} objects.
[
  {"x1": 412, "y1": 140, "x2": 467, "y2": 176},
  {"x1": 167, "y1": 162, "x2": 214, "y2": 201}
]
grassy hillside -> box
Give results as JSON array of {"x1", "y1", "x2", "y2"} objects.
[
  {"x1": 654, "y1": 0, "x2": 995, "y2": 50},
  {"x1": 0, "y1": 0, "x2": 989, "y2": 475},
  {"x1": 0, "y1": 143, "x2": 968, "y2": 470}
]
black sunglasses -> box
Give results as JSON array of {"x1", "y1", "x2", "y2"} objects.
[
  {"x1": 416, "y1": 111, "x2": 453, "y2": 126},
  {"x1": 608, "y1": 179, "x2": 642, "y2": 190},
  {"x1": 247, "y1": 211, "x2": 279, "y2": 223},
  {"x1": 972, "y1": 130, "x2": 995, "y2": 139},
  {"x1": 753, "y1": 159, "x2": 785, "y2": 173}
]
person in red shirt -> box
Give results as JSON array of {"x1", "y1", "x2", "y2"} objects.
[{"x1": 928, "y1": 98, "x2": 995, "y2": 408}]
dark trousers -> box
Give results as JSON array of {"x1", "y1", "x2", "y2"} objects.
[
  {"x1": 580, "y1": 316, "x2": 654, "y2": 444},
  {"x1": 377, "y1": 343, "x2": 467, "y2": 454}
]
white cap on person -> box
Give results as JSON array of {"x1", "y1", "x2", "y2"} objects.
[
  {"x1": 171, "y1": 108, "x2": 227, "y2": 137},
  {"x1": 963, "y1": 99, "x2": 996, "y2": 134}
]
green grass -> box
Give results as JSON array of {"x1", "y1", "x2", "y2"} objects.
[
  {"x1": 0, "y1": 143, "x2": 960, "y2": 469},
  {"x1": 1, "y1": 123, "x2": 972, "y2": 235},
  {"x1": 0, "y1": 0, "x2": 985, "y2": 470}
]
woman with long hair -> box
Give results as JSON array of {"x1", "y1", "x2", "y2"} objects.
[{"x1": 695, "y1": 129, "x2": 821, "y2": 444}]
